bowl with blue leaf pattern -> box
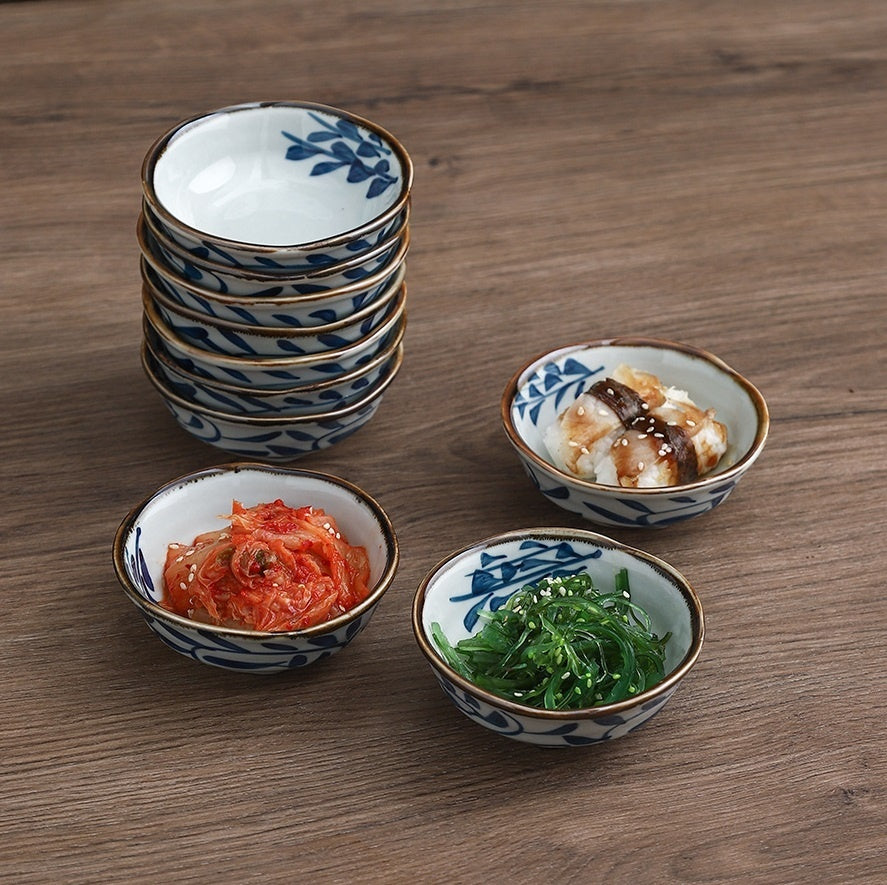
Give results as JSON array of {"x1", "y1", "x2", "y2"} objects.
[
  {"x1": 113, "y1": 463, "x2": 399, "y2": 674},
  {"x1": 139, "y1": 227, "x2": 409, "y2": 327},
  {"x1": 412, "y1": 527, "x2": 704, "y2": 747},
  {"x1": 143, "y1": 260, "x2": 404, "y2": 358},
  {"x1": 501, "y1": 338, "x2": 769, "y2": 528},
  {"x1": 143, "y1": 315, "x2": 405, "y2": 417},
  {"x1": 143, "y1": 281, "x2": 406, "y2": 389},
  {"x1": 142, "y1": 339, "x2": 402, "y2": 460},
  {"x1": 139, "y1": 208, "x2": 409, "y2": 298},
  {"x1": 141, "y1": 101, "x2": 413, "y2": 272}
]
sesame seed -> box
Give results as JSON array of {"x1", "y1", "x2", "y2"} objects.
[
  {"x1": 568, "y1": 440, "x2": 580, "y2": 447},
  {"x1": 598, "y1": 409, "x2": 609, "y2": 416},
  {"x1": 638, "y1": 433, "x2": 647, "y2": 439},
  {"x1": 179, "y1": 582, "x2": 187, "y2": 591},
  {"x1": 637, "y1": 461, "x2": 645, "y2": 470},
  {"x1": 606, "y1": 387, "x2": 614, "y2": 395},
  {"x1": 641, "y1": 403, "x2": 649, "y2": 410},
  {"x1": 174, "y1": 556, "x2": 184, "y2": 563},
  {"x1": 620, "y1": 438, "x2": 629, "y2": 446},
  {"x1": 576, "y1": 406, "x2": 585, "y2": 416},
  {"x1": 687, "y1": 419, "x2": 696, "y2": 427},
  {"x1": 654, "y1": 432, "x2": 664, "y2": 438},
  {"x1": 187, "y1": 573, "x2": 194, "y2": 583}
]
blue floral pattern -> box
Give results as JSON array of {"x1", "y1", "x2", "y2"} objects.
[
  {"x1": 282, "y1": 113, "x2": 399, "y2": 200},
  {"x1": 434, "y1": 673, "x2": 675, "y2": 747},
  {"x1": 513, "y1": 358, "x2": 604, "y2": 424},
  {"x1": 159, "y1": 396, "x2": 383, "y2": 461},
  {"x1": 451, "y1": 538, "x2": 603, "y2": 630}
]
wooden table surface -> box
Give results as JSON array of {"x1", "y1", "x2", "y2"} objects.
[{"x1": 2, "y1": 1, "x2": 885, "y2": 882}]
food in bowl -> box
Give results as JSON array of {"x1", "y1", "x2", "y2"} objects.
[
  {"x1": 543, "y1": 364, "x2": 728, "y2": 488},
  {"x1": 163, "y1": 499, "x2": 370, "y2": 631},
  {"x1": 430, "y1": 569, "x2": 669, "y2": 710}
]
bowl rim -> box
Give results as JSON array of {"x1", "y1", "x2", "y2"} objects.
[
  {"x1": 143, "y1": 313, "x2": 406, "y2": 396},
  {"x1": 139, "y1": 206, "x2": 410, "y2": 283},
  {"x1": 411, "y1": 526, "x2": 705, "y2": 719},
  {"x1": 501, "y1": 336, "x2": 770, "y2": 497},
  {"x1": 143, "y1": 282, "x2": 406, "y2": 369},
  {"x1": 141, "y1": 100, "x2": 414, "y2": 254},
  {"x1": 141, "y1": 337, "x2": 404, "y2": 424},
  {"x1": 139, "y1": 225, "x2": 410, "y2": 306},
  {"x1": 143, "y1": 259, "x2": 406, "y2": 338},
  {"x1": 113, "y1": 462, "x2": 400, "y2": 639}
]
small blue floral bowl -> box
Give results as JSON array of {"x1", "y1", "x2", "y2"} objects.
[
  {"x1": 143, "y1": 343, "x2": 401, "y2": 460},
  {"x1": 412, "y1": 527, "x2": 704, "y2": 747},
  {"x1": 143, "y1": 261, "x2": 404, "y2": 358},
  {"x1": 141, "y1": 101, "x2": 413, "y2": 273},
  {"x1": 140, "y1": 209, "x2": 409, "y2": 297},
  {"x1": 501, "y1": 337, "x2": 769, "y2": 528},
  {"x1": 113, "y1": 463, "x2": 399, "y2": 673},
  {"x1": 139, "y1": 231, "x2": 409, "y2": 327},
  {"x1": 144, "y1": 284, "x2": 406, "y2": 389},
  {"x1": 143, "y1": 317, "x2": 404, "y2": 417}
]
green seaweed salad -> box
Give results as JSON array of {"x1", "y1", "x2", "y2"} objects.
[{"x1": 431, "y1": 570, "x2": 670, "y2": 711}]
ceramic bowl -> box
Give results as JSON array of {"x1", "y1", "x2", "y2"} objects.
[
  {"x1": 501, "y1": 337, "x2": 769, "y2": 528},
  {"x1": 143, "y1": 346, "x2": 401, "y2": 460},
  {"x1": 139, "y1": 210, "x2": 409, "y2": 297},
  {"x1": 139, "y1": 231, "x2": 409, "y2": 327},
  {"x1": 413, "y1": 527, "x2": 704, "y2": 747},
  {"x1": 143, "y1": 262, "x2": 404, "y2": 357},
  {"x1": 144, "y1": 282, "x2": 406, "y2": 388},
  {"x1": 143, "y1": 317, "x2": 405, "y2": 416},
  {"x1": 141, "y1": 101, "x2": 413, "y2": 271},
  {"x1": 113, "y1": 463, "x2": 399, "y2": 673}
]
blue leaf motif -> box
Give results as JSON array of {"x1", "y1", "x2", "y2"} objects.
[
  {"x1": 347, "y1": 162, "x2": 374, "y2": 183},
  {"x1": 367, "y1": 178, "x2": 394, "y2": 198},
  {"x1": 331, "y1": 141, "x2": 357, "y2": 162},
  {"x1": 307, "y1": 131, "x2": 340, "y2": 143},
  {"x1": 312, "y1": 160, "x2": 347, "y2": 176},
  {"x1": 285, "y1": 143, "x2": 321, "y2": 161},
  {"x1": 282, "y1": 118, "x2": 399, "y2": 200}
]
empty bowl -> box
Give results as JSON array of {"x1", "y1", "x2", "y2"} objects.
[
  {"x1": 144, "y1": 283, "x2": 406, "y2": 388},
  {"x1": 143, "y1": 317, "x2": 405, "y2": 416},
  {"x1": 142, "y1": 101, "x2": 413, "y2": 271},
  {"x1": 142, "y1": 262, "x2": 404, "y2": 357},
  {"x1": 142, "y1": 343, "x2": 402, "y2": 460}
]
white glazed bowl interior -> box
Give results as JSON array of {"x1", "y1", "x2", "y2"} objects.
[
  {"x1": 413, "y1": 528, "x2": 704, "y2": 746},
  {"x1": 147, "y1": 102, "x2": 411, "y2": 247}
]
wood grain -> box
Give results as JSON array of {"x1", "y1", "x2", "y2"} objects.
[{"x1": 2, "y1": 1, "x2": 885, "y2": 882}]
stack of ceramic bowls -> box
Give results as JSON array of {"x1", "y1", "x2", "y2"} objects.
[{"x1": 137, "y1": 101, "x2": 413, "y2": 461}]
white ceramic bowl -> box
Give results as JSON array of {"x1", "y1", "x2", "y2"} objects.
[
  {"x1": 139, "y1": 210, "x2": 409, "y2": 297},
  {"x1": 501, "y1": 337, "x2": 769, "y2": 528},
  {"x1": 143, "y1": 261, "x2": 404, "y2": 357},
  {"x1": 113, "y1": 463, "x2": 399, "y2": 673},
  {"x1": 139, "y1": 233, "x2": 409, "y2": 327},
  {"x1": 413, "y1": 527, "x2": 704, "y2": 747},
  {"x1": 142, "y1": 101, "x2": 413, "y2": 270},
  {"x1": 143, "y1": 317, "x2": 405, "y2": 416},
  {"x1": 143, "y1": 344, "x2": 401, "y2": 460},
  {"x1": 144, "y1": 283, "x2": 406, "y2": 388}
]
